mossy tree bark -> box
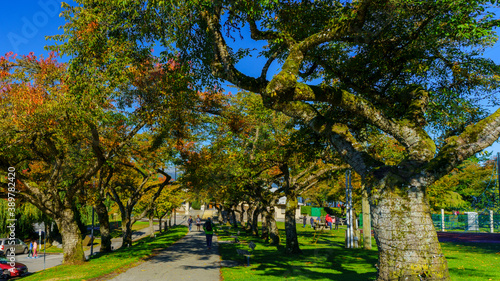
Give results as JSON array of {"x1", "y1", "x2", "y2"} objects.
[
  {"x1": 267, "y1": 207, "x2": 280, "y2": 246},
  {"x1": 55, "y1": 208, "x2": 85, "y2": 264},
  {"x1": 371, "y1": 182, "x2": 449, "y2": 280},
  {"x1": 284, "y1": 195, "x2": 302, "y2": 254},
  {"x1": 362, "y1": 189, "x2": 372, "y2": 250},
  {"x1": 95, "y1": 200, "x2": 112, "y2": 253}
]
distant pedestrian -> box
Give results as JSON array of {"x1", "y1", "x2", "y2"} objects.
[
  {"x1": 188, "y1": 216, "x2": 193, "y2": 232},
  {"x1": 334, "y1": 216, "x2": 339, "y2": 230},
  {"x1": 326, "y1": 214, "x2": 332, "y2": 230},
  {"x1": 302, "y1": 215, "x2": 307, "y2": 228},
  {"x1": 27, "y1": 241, "x2": 33, "y2": 258},
  {"x1": 196, "y1": 215, "x2": 202, "y2": 231},
  {"x1": 310, "y1": 217, "x2": 315, "y2": 229},
  {"x1": 33, "y1": 240, "x2": 38, "y2": 258},
  {"x1": 203, "y1": 217, "x2": 215, "y2": 249}
]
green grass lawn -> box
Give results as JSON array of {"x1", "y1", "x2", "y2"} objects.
[
  {"x1": 108, "y1": 220, "x2": 158, "y2": 238},
  {"x1": 443, "y1": 242, "x2": 500, "y2": 281},
  {"x1": 23, "y1": 225, "x2": 187, "y2": 281},
  {"x1": 218, "y1": 222, "x2": 500, "y2": 281}
]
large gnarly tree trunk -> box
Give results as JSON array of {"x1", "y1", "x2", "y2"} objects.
[
  {"x1": 285, "y1": 195, "x2": 301, "y2": 254},
  {"x1": 55, "y1": 208, "x2": 85, "y2": 264},
  {"x1": 95, "y1": 200, "x2": 112, "y2": 253},
  {"x1": 371, "y1": 183, "x2": 449, "y2": 281}
]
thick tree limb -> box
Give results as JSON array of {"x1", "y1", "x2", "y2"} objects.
[{"x1": 426, "y1": 108, "x2": 500, "y2": 182}]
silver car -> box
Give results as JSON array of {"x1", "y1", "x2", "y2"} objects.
[{"x1": 0, "y1": 238, "x2": 28, "y2": 255}]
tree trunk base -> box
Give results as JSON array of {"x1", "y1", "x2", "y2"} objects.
[{"x1": 371, "y1": 186, "x2": 450, "y2": 281}]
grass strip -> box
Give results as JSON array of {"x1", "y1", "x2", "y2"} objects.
[
  {"x1": 23, "y1": 225, "x2": 188, "y2": 281},
  {"x1": 218, "y1": 222, "x2": 500, "y2": 281}
]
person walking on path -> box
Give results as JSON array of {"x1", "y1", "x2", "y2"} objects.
[
  {"x1": 334, "y1": 216, "x2": 340, "y2": 230},
  {"x1": 196, "y1": 215, "x2": 201, "y2": 231},
  {"x1": 203, "y1": 217, "x2": 215, "y2": 249},
  {"x1": 302, "y1": 215, "x2": 307, "y2": 228},
  {"x1": 310, "y1": 217, "x2": 315, "y2": 229},
  {"x1": 188, "y1": 216, "x2": 193, "y2": 232},
  {"x1": 33, "y1": 240, "x2": 38, "y2": 258},
  {"x1": 27, "y1": 241, "x2": 33, "y2": 258}
]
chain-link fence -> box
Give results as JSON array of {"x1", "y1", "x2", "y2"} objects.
[{"x1": 431, "y1": 211, "x2": 500, "y2": 233}]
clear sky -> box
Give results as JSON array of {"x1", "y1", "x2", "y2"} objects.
[{"x1": 1, "y1": 0, "x2": 499, "y2": 157}]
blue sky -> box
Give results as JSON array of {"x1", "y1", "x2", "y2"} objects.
[{"x1": 1, "y1": 0, "x2": 500, "y2": 157}]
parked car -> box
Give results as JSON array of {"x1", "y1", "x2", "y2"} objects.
[
  {"x1": 0, "y1": 254, "x2": 28, "y2": 279},
  {"x1": 0, "y1": 239, "x2": 28, "y2": 255}
]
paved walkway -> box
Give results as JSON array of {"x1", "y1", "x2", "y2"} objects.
[{"x1": 109, "y1": 228, "x2": 221, "y2": 281}]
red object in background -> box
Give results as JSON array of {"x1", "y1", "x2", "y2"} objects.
[{"x1": 0, "y1": 256, "x2": 28, "y2": 278}]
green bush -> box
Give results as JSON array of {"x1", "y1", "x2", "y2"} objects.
[
  {"x1": 300, "y1": 206, "x2": 311, "y2": 215},
  {"x1": 191, "y1": 201, "x2": 202, "y2": 210},
  {"x1": 300, "y1": 206, "x2": 342, "y2": 217},
  {"x1": 300, "y1": 206, "x2": 341, "y2": 217}
]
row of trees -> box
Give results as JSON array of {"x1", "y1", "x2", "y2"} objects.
[
  {"x1": 0, "y1": 49, "x2": 192, "y2": 262},
  {"x1": 2, "y1": 1, "x2": 500, "y2": 280}
]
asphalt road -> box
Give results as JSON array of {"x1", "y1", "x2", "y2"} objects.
[{"x1": 0, "y1": 252, "x2": 63, "y2": 280}]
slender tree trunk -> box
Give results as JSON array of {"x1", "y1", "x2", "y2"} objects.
[
  {"x1": 230, "y1": 207, "x2": 238, "y2": 228},
  {"x1": 267, "y1": 207, "x2": 280, "y2": 245},
  {"x1": 251, "y1": 206, "x2": 260, "y2": 236},
  {"x1": 55, "y1": 208, "x2": 85, "y2": 264},
  {"x1": 261, "y1": 208, "x2": 269, "y2": 240},
  {"x1": 362, "y1": 188, "x2": 372, "y2": 250},
  {"x1": 158, "y1": 216, "x2": 163, "y2": 233},
  {"x1": 215, "y1": 204, "x2": 222, "y2": 224},
  {"x1": 95, "y1": 200, "x2": 112, "y2": 253},
  {"x1": 371, "y1": 184, "x2": 450, "y2": 281},
  {"x1": 239, "y1": 204, "x2": 245, "y2": 227},
  {"x1": 120, "y1": 212, "x2": 133, "y2": 248},
  {"x1": 246, "y1": 204, "x2": 255, "y2": 231},
  {"x1": 168, "y1": 213, "x2": 172, "y2": 229},
  {"x1": 285, "y1": 196, "x2": 301, "y2": 254},
  {"x1": 149, "y1": 212, "x2": 155, "y2": 238}
]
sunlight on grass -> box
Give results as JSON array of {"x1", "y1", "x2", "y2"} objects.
[
  {"x1": 218, "y1": 222, "x2": 500, "y2": 281},
  {"x1": 219, "y1": 222, "x2": 378, "y2": 281}
]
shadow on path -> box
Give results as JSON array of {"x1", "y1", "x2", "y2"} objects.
[{"x1": 110, "y1": 230, "x2": 221, "y2": 281}]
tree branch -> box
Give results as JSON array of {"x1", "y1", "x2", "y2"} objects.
[{"x1": 426, "y1": 108, "x2": 500, "y2": 183}]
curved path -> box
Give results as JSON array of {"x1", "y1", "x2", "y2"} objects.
[{"x1": 109, "y1": 229, "x2": 221, "y2": 281}]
